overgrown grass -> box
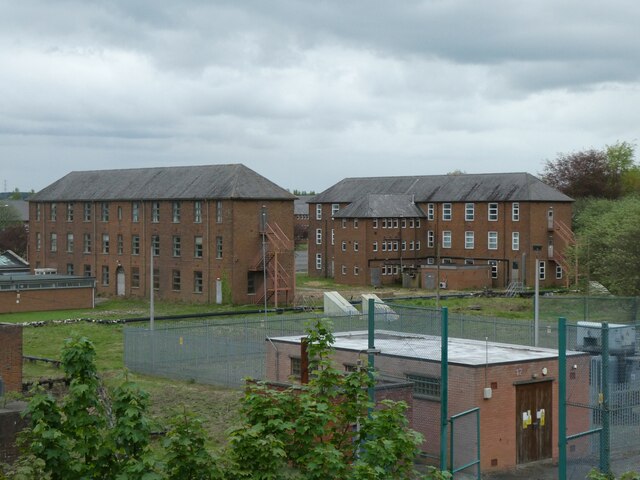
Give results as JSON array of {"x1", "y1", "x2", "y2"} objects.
[{"x1": 398, "y1": 296, "x2": 534, "y2": 320}]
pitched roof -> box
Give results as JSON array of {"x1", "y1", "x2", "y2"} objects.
[
  {"x1": 30, "y1": 164, "x2": 295, "y2": 202},
  {"x1": 335, "y1": 194, "x2": 425, "y2": 218},
  {"x1": 309, "y1": 172, "x2": 573, "y2": 203}
]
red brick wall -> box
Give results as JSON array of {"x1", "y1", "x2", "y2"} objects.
[
  {"x1": 0, "y1": 287, "x2": 93, "y2": 314},
  {"x1": 308, "y1": 200, "x2": 573, "y2": 290},
  {"x1": 0, "y1": 324, "x2": 23, "y2": 392},
  {"x1": 29, "y1": 199, "x2": 295, "y2": 306}
]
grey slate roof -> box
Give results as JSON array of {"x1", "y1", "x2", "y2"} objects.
[
  {"x1": 335, "y1": 194, "x2": 425, "y2": 218},
  {"x1": 309, "y1": 173, "x2": 573, "y2": 204},
  {"x1": 30, "y1": 164, "x2": 295, "y2": 202},
  {"x1": 294, "y1": 195, "x2": 313, "y2": 215}
]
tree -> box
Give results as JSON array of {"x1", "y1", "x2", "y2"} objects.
[
  {"x1": 0, "y1": 204, "x2": 21, "y2": 230},
  {"x1": 7, "y1": 326, "x2": 446, "y2": 480},
  {"x1": 573, "y1": 196, "x2": 640, "y2": 295},
  {"x1": 0, "y1": 225, "x2": 27, "y2": 257},
  {"x1": 541, "y1": 142, "x2": 639, "y2": 199}
]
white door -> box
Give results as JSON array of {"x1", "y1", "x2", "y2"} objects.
[{"x1": 116, "y1": 269, "x2": 125, "y2": 296}]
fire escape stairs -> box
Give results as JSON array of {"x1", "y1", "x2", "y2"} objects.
[{"x1": 252, "y1": 222, "x2": 294, "y2": 307}]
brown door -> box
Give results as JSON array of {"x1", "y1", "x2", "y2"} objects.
[{"x1": 516, "y1": 381, "x2": 552, "y2": 464}]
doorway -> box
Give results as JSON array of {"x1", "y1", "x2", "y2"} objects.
[
  {"x1": 116, "y1": 267, "x2": 126, "y2": 296},
  {"x1": 516, "y1": 380, "x2": 552, "y2": 464}
]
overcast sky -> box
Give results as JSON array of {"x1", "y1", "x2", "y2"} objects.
[{"x1": 2, "y1": 0, "x2": 639, "y2": 194}]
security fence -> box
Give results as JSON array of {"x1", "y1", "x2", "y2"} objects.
[{"x1": 559, "y1": 319, "x2": 640, "y2": 480}]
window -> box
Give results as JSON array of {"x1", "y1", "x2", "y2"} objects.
[
  {"x1": 84, "y1": 264, "x2": 91, "y2": 277},
  {"x1": 409, "y1": 241, "x2": 414, "y2": 251},
  {"x1": 150, "y1": 202, "x2": 160, "y2": 223},
  {"x1": 50, "y1": 233, "x2": 57, "y2": 252},
  {"x1": 427, "y1": 203, "x2": 434, "y2": 221},
  {"x1": 316, "y1": 228, "x2": 322, "y2": 245},
  {"x1": 194, "y1": 236, "x2": 203, "y2": 258},
  {"x1": 194, "y1": 201, "x2": 202, "y2": 223},
  {"x1": 353, "y1": 241, "x2": 359, "y2": 252},
  {"x1": 35, "y1": 203, "x2": 41, "y2": 221},
  {"x1": 401, "y1": 218, "x2": 407, "y2": 228},
  {"x1": 173, "y1": 236, "x2": 181, "y2": 257},
  {"x1": 442, "y1": 258, "x2": 452, "y2": 264},
  {"x1": 556, "y1": 264, "x2": 563, "y2": 279},
  {"x1": 488, "y1": 260, "x2": 498, "y2": 279},
  {"x1": 409, "y1": 218, "x2": 415, "y2": 228},
  {"x1": 354, "y1": 265, "x2": 359, "y2": 276},
  {"x1": 402, "y1": 240, "x2": 406, "y2": 251},
  {"x1": 341, "y1": 241, "x2": 347, "y2": 252},
  {"x1": 416, "y1": 240, "x2": 421, "y2": 251},
  {"x1": 538, "y1": 260, "x2": 546, "y2": 280},
  {"x1": 512, "y1": 202, "x2": 520, "y2": 222},
  {"x1": 373, "y1": 241, "x2": 378, "y2": 252},
  {"x1": 153, "y1": 268, "x2": 160, "y2": 290},
  {"x1": 316, "y1": 204, "x2": 322, "y2": 220},
  {"x1": 331, "y1": 229, "x2": 334, "y2": 245},
  {"x1": 465, "y1": 258, "x2": 475, "y2": 265},
  {"x1": 132, "y1": 202, "x2": 140, "y2": 222},
  {"x1": 193, "y1": 271, "x2": 203, "y2": 292},
  {"x1": 427, "y1": 230, "x2": 434, "y2": 248},
  {"x1": 488, "y1": 203, "x2": 498, "y2": 221},
  {"x1": 50, "y1": 203, "x2": 57, "y2": 221},
  {"x1": 427, "y1": 257, "x2": 435, "y2": 265},
  {"x1": 172, "y1": 269, "x2": 181, "y2": 291},
  {"x1": 101, "y1": 202, "x2": 109, "y2": 222},
  {"x1": 132, "y1": 235, "x2": 140, "y2": 255},
  {"x1": 216, "y1": 200, "x2": 222, "y2": 223},
  {"x1": 415, "y1": 219, "x2": 421, "y2": 228},
  {"x1": 512, "y1": 232, "x2": 520, "y2": 251},
  {"x1": 172, "y1": 201, "x2": 181, "y2": 223},
  {"x1": 393, "y1": 218, "x2": 399, "y2": 228},
  {"x1": 373, "y1": 219, "x2": 378, "y2": 229},
  {"x1": 290, "y1": 357, "x2": 301, "y2": 378},
  {"x1": 465, "y1": 203, "x2": 474, "y2": 221},
  {"x1": 247, "y1": 272, "x2": 256, "y2": 294},
  {"x1": 66, "y1": 233, "x2": 74, "y2": 253},
  {"x1": 382, "y1": 242, "x2": 387, "y2": 252},
  {"x1": 216, "y1": 236, "x2": 223, "y2": 259},
  {"x1": 353, "y1": 218, "x2": 358, "y2": 228},
  {"x1": 442, "y1": 203, "x2": 452, "y2": 221},
  {"x1": 152, "y1": 235, "x2": 160, "y2": 256},
  {"x1": 315, "y1": 253, "x2": 322, "y2": 270},
  {"x1": 488, "y1": 231, "x2": 498, "y2": 250},
  {"x1": 442, "y1": 231, "x2": 452, "y2": 249},
  {"x1": 465, "y1": 231, "x2": 474, "y2": 249},
  {"x1": 66, "y1": 263, "x2": 74, "y2": 275},
  {"x1": 83, "y1": 202, "x2": 91, "y2": 222},
  {"x1": 382, "y1": 218, "x2": 387, "y2": 229},
  {"x1": 117, "y1": 234, "x2": 123, "y2": 255},
  {"x1": 66, "y1": 203, "x2": 74, "y2": 222},
  {"x1": 341, "y1": 264, "x2": 347, "y2": 275},
  {"x1": 331, "y1": 204, "x2": 340, "y2": 216},
  {"x1": 83, "y1": 233, "x2": 92, "y2": 254},
  {"x1": 36, "y1": 232, "x2": 41, "y2": 251},
  {"x1": 102, "y1": 233, "x2": 110, "y2": 254},
  {"x1": 131, "y1": 267, "x2": 140, "y2": 288},
  {"x1": 102, "y1": 266, "x2": 110, "y2": 286},
  {"x1": 341, "y1": 218, "x2": 347, "y2": 229},
  {"x1": 117, "y1": 206, "x2": 122, "y2": 220},
  {"x1": 406, "y1": 374, "x2": 440, "y2": 398}
]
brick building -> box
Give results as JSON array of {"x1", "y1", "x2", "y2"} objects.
[
  {"x1": 0, "y1": 324, "x2": 22, "y2": 393},
  {"x1": 28, "y1": 164, "x2": 296, "y2": 306},
  {"x1": 308, "y1": 173, "x2": 574, "y2": 290},
  {"x1": 265, "y1": 330, "x2": 591, "y2": 472}
]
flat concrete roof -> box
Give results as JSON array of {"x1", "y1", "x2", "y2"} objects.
[{"x1": 268, "y1": 330, "x2": 585, "y2": 367}]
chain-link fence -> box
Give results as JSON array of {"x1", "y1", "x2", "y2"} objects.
[
  {"x1": 541, "y1": 296, "x2": 640, "y2": 324},
  {"x1": 560, "y1": 320, "x2": 640, "y2": 480}
]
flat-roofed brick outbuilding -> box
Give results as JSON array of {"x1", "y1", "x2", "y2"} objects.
[
  {"x1": 308, "y1": 172, "x2": 574, "y2": 290},
  {"x1": 28, "y1": 164, "x2": 296, "y2": 306}
]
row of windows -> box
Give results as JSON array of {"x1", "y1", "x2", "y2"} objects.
[
  {"x1": 35, "y1": 200, "x2": 222, "y2": 224},
  {"x1": 315, "y1": 202, "x2": 521, "y2": 222},
  {"x1": 35, "y1": 232, "x2": 221, "y2": 259},
  {"x1": 95, "y1": 265, "x2": 205, "y2": 293}
]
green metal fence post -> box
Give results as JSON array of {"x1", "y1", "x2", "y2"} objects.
[
  {"x1": 558, "y1": 317, "x2": 567, "y2": 480},
  {"x1": 440, "y1": 306, "x2": 449, "y2": 472},
  {"x1": 367, "y1": 298, "x2": 375, "y2": 416},
  {"x1": 600, "y1": 323, "x2": 610, "y2": 474}
]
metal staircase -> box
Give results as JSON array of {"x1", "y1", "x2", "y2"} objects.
[{"x1": 250, "y1": 222, "x2": 294, "y2": 307}]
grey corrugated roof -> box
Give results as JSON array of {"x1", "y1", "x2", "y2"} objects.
[
  {"x1": 30, "y1": 164, "x2": 295, "y2": 202},
  {"x1": 309, "y1": 173, "x2": 573, "y2": 203},
  {"x1": 335, "y1": 194, "x2": 425, "y2": 218}
]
